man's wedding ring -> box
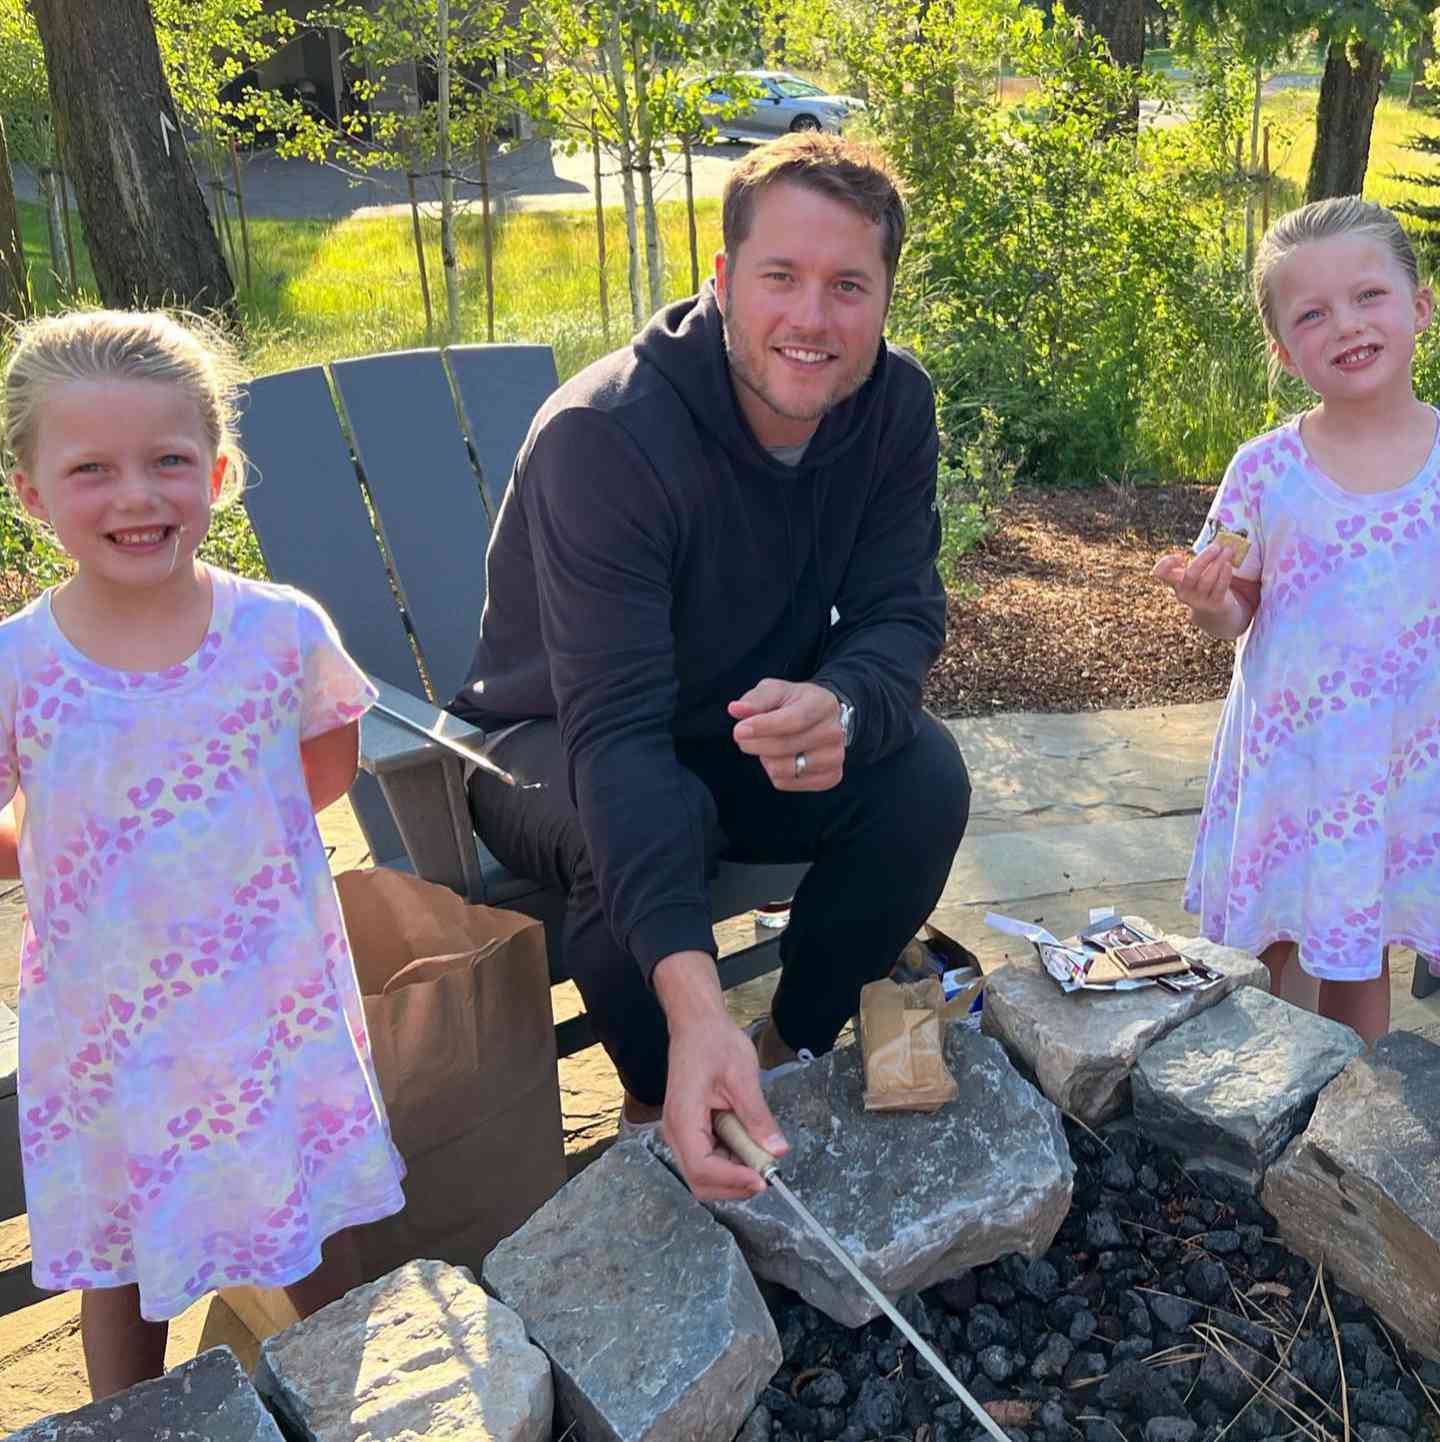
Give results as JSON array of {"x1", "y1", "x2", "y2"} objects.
[{"x1": 793, "y1": 752, "x2": 808, "y2": 779}]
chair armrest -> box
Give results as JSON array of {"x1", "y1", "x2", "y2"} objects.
[
  {"x1": 358, "y1": 678, "x2": 489, "y2": 900},
  {"x1": 359, "y1": 677, "x2": 488, "y2": 778}
]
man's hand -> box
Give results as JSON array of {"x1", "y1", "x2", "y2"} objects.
[
  {"x1": 653, "y1": 950, "x2": 789, "y2": 1200},
  {"x1": 729, "y1": 679, "x2": 844, "y2": 792}
]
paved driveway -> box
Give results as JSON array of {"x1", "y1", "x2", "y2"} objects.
[{"x1": 13, "y1": 136, "x2": 749, "y2": 223}]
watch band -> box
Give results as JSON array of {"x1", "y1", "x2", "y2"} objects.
[{"x1": 822, "y1": 685, "x2": 856, "y2": 749}]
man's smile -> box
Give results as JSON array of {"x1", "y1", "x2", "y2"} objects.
[{"x1": 775, "y1": 344, "x2": 836, "y2": 366}]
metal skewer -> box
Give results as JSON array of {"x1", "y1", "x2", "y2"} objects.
[
  {"x1": 716, "y1": 1113, "x2": 1012, "y2": 1442},
  {"x1": 370, "y1": 697, "x2": 541, "y2": 789}
]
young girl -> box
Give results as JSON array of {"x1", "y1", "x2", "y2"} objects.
[
  {"x1": 1154, "y1": 197, "x2": 1440, "y2": 1045},
  {"x1": 0, "y1": 311, "x2": 405, "y2": 1397}
]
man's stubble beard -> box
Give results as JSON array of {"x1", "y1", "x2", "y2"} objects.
[{"x1": 721, "y1": 295, "x2": 881, "y2": 427}]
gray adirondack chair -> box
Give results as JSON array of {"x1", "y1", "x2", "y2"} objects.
[{"x1": 238, "y1": 345, "x2": 807, "y2": 1057}]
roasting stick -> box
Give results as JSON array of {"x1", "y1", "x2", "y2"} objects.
[
  {"x1": 370, "y1": 696, "x2": 542, "y2": 789},
  {"x1": 715, "y1": 1112, "x2": 1012, "y2": 1442}
]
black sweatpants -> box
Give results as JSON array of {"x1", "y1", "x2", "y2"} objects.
[{"x1": 468, "y1": 713, "x2": 971, "y2": 1105}]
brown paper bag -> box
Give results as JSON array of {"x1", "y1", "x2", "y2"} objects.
[
  {"x1": 223, "y1": 867, "x2": 565, "y2": 1341},
  {"x1": 859, "y1": 976, "x2": 961, "y2": 1113}
]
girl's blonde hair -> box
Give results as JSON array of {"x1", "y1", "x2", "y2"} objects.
[
  {"x1": 2, "y1": 309, "x2": 247, "y2": 506},
  {"x1": 1252, "y1": 197, "x2": 1422, "y2": 388}
]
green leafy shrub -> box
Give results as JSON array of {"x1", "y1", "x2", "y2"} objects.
[
  {"x1": 935, "y1": 406, "x2": 1017, "y2": 585},
  {"x1": 852, "y1": 3, "x2": 1228, "y2": 484}
]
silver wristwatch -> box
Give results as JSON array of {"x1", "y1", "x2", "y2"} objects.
[{"x1": 824, "y1": 686, "x2": 856, "y2": 749}]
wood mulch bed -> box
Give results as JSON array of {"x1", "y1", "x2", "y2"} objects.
[
  {"x1": 924, "y1": 481, "x2": 1234, "y2": 717},
  {"x1": 1, "y1": 482, "x2": 1234, "y2": 720}
]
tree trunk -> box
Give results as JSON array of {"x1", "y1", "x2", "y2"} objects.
[
  {"x1": 629, "y1": 38, "x2": 663, "y2": 315},
  {"x1": 437, "y1": 0, "x2": 461, "y2": 345},
  {"x1": 602, "y1": 23, "x2": 643, "y2": 330},
  {"x1": 59, "y1": 167, "x2": 77, "y2": 291},
  {"x1": 31, "y1": 0, "x2": 232, "y2": 310},
  {"x1": 230, "y1": 141, "x2": 252, "y2": 291},
  {"x1": 478, "y1": 123, "x2": 494, "y2": 344},
  {"x1": 1410, "y1": 11, "x2": 1437, "y2": 108},
  {"x1": 1074, "y1": 0, "x2": 1144, "y2": 127},
  {"x1": 1074, "y1": 0, "x2": 1144, "y2": 67},
  {"x1": 36, "y1": 166, "x2": 66, "y2": 291},
  {"x1": 406, "y1": 166, "x2": 434, "y2": 342},
  {"x1": 592, "y1": 114, "x2": 611, "y2": 347},
  {"x1": 1244, "y1": 61, "x2": 1262, "y2": 272},
  {"x1": 0, "y1": 116, "x2": 30, "y2": 321},
  {"x1": 1306, "y1": 38, "x2": 1385, "y2": 203},
  {"x1": 683, "y1": 137, "x2": 699, "y2": 295}
]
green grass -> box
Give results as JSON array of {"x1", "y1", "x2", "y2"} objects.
[
  {"x1": 14, "y1": 193, "x2": 724, "y2": 384},
  {"x1": 1257, "y1": 91, "x2": 1440, "y2": 218},
  {"x1": 14, "y1": 198, "x2": 98, "y2": 308},
  {"x1": 241, "y1": 199, "x2": 723, "y2": 379}
]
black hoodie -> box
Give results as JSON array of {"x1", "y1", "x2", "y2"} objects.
[{"x1": 452, "y1": 283, "x2": 945, "y2": 979}]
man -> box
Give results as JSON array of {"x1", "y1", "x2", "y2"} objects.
[{"x1": 451, "y1": 132, "x2": 970, "y2": 1200}]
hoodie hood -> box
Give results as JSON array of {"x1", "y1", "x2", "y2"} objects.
[{"x1": 632, "y1": 280, "x2": 889, "y2": 475}]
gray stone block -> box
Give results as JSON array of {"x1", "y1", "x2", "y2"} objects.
[
  {"x1": 982, "y1": 925, "x2": 1269, "y2": 1126},
  {"x1": 5, "y1": 1346, "x2": 282, "y2": 1441},
  {"x1": 255, "y1": 1258, "x2": 551, "y2": 1442},
  {"x1": 1262, "y1": 1032, "x2": 1440, "y2": 1363},
  {"x1": 1133, "y1": 987, "x2": 1365, "y2": 1187},
  {"x1": 663, "y1": 1026, "x2": 1072, "y2": 1329},
  {"x1": 483, "y1": 1140, "x2": 779, "y2": 1442}
]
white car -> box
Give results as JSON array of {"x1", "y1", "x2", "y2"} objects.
[{"x1": 704, "y1": 71, "x2": 866, "y2": 140}]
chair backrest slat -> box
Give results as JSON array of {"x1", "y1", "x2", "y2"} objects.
[
  {"x1": 446, "y1": 344, "x2": 559, "y2": 520},
  {"x1": 330, "y1": 351, "x2": 493, "y2": 705},
  {"x1": 238, "y1": 365, "x2": 423, "y2": 692}
]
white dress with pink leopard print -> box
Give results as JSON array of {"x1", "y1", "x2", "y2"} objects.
[
  {"x1": 0, "y1": 568, "x2": 404, "y2": 1320},
  {"x1": 1186, "y1": 413, "x2": 1440, "y2": 981}
]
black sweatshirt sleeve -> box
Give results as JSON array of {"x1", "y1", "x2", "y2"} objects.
[
  {"x1": 813, "y1": 369, "x2": 946, "y2": 764},
  {"x1": 520, "y1": 407, "x2": 717, "y2": 981}
]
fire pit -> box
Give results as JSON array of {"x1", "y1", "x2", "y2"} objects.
[
  {"x1": 476, "y1": 944, "x2": 1439, "y2": 1442},
  {"x1": 748, "y1": 1114, "x2": 1440, "y2": 1442}
]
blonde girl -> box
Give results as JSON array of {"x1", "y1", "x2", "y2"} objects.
[
  {"x1": 0, "y1": 311, "x2": 403, "y2": 1397},
  {"x1": 1153, "y1": 197, "x2": 1440, "y2": 1044}
]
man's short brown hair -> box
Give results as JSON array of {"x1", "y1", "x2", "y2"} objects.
[{"x1": 721, "y1": 132, "x2": 906, "y2": 284}]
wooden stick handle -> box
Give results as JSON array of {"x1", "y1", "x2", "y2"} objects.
[{"x1": 715, "y1": 1112, "x2": 778, "y2": 1177}]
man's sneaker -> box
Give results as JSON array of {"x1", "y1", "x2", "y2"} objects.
[{"x1": 746, "y1": 1018, "x2": 815, "y2": 1084}]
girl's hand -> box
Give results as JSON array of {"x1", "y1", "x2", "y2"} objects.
[
  {"x1": 1152, "y1": 544, "x2": 1234, "y2": 619},
  {"x1": 1152, "y1": 545, "x2": 1255, "y2": 640}
]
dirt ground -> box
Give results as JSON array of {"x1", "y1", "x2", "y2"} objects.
[
  {"x1": 925, "y1": 481, "x2": 1231, "y2": 717},
  {"x1": 1, "y1": 482, "x2": 1231, "y2": 719}
]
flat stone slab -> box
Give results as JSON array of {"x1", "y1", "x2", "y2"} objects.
[
  {"x1": 663, "y1": 1025, "x2": 1073, "y2": 1329},
  {"x1": 940, "y1": 815, "x2": 1199, "y2": 910},
  {"x1": 1262, "y1": 1032, "x2": 1440, "y2": 1363},
  {"x1": 483, "y1": 1140, "x2": 779, "y2": 1442},
  {"x1": 6, "y1": 1346, "x2": 283, "y2": 1441},
  {"x1": 1133, "y1": 987, "x2": 1365, "y2": 1187},
  {"x1": 982, "y1": 927, "x2": 1270, "y2": 1127},
  {"x1": 254, "y1": 1259, "x2": 552, "y2": 1442}
]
